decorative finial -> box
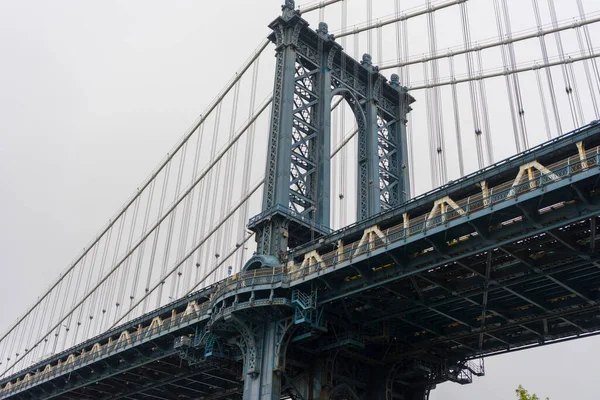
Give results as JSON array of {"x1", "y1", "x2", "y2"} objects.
[
  {"x1": 282, "y1": 0, "x2": 297, "y2": 20},
  {"x1": 361, "y1": 53, "x2": 379, "y2": 72},
  {"x1": 317, "y1": 22, "x2": 335, "y2": 41},
  {"x1": 318, "y1": 22, "x2": 328, "y2": 34},
  {"x1": 283, "y1": 0, "x2": 295, "y2": 11},
  {"x1": 390, "y1": 73, "x2": 400, "y2": 87},
  {"x1": 361, "y1": 53, "x2": 372, "y2": 66}
]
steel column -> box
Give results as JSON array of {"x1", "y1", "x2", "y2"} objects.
[{"x1": 358, "y1": 54, "x2": 383, "y2": 220}]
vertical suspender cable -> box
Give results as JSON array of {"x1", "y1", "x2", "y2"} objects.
[
  {"x1": 158, "y1": 193, "x2": 177, "y2": 307},
  {"x1": 3, "y1": 322, "x2": 17, "y2": 372},
  {"x1": 174, "y1": 176, "x2": 193, "y2": 297},
  {"x1": 180, "y1": 126, "x2": 209, "y2": 292},
  {"x1": 425, "y1": 0, "x2": 446, "y2": 185},
  {"x1": 367, "y1": 0, "x2": 373, "y2": 55},
  {"x1": 449, "y1": 55, "x2": 465, "y2": 177},
  {"x1": 425, "y1": 2, "x2": 436, "y2": 186},
  {"x1": 423, "y1": 62, "x2": 438, "y2": 187},
  {"x1": 6, "y1": 324, "x2": 21, "y2": 373},
  {"x1": 567, "y1": 59, "x2": 586, "y2": 124},
  {"x1": 172, "y1": 154, "x2": 195, "y2": 297},
  {"x1": 576, "y1": 0, "x2": 600, "y2": 118},
  {"x1": 401, "y1": 14, "x2": 415, "y2": 195},
  {"x1": 239, "y1": 61, "x2": 261, "y2": 268},
  {"x1": 217, "y1": 81, "x2": 241, "y2": 279},
  {"x1": 177, "y1": 127, "x2": 208, "y2": 296},
  {"x1": 160, "y1": 148, "x2": 187, "y2": 306},
  {"x1": 377, "y1": 26, "x2": 383, "y2": 67},
  {"x1": 74, "y1": 242, "x2": 99, "y2": 346},
  {"x1": 535, "y1": 66, "x2": 553, "y2": 141},
  {"x1": 575, "y1": 26, "x2": 599, "y2": 119},
  {"x1": 208, "y1": 111, "x2": 224, "y2": 231},
  {"x1": 143, "y1": 161, "x2": 171, "y2": 313},
  {"x1": 130, "y1": 180, "x2": 155, "y2": 311},
  {"x1": 22, "y1": 290, "x2": 43, "y2": 369},
  {"x1": 532, "y1": 0, "x2": 562, "y2": 136},
  {"x1": 476, "y1": 49, "x2": 495, "y2": 161},
  {"x1": 29, "y1": 304, "x2": 42, "y2": 363},
  {"x1": 493, "y1": 0, "x2": 522, "y2": 153},
  {"x1": 0, "y1": 336, "x2": 6, "y2": 373},
  {"x1": 101, "y1": 213, "x2": 126, "y2": 331},
  {"x1": 547, "y1": 0, "x2": 579, "y2": 128},
  {"x1": 460, "y1": 1, "x2": 485, "y2": 170},
  {"x1": 89, "y1": 225, "x2": 114, "y2": 336},
  {"x1": 431, "y1": 2, "x2": 447, "y2": 183},
  {"x1": 54, "y1": 268, "x2": 75, "y2": 354},
  {"x1": 319, "y1": 1, "x2": 325, "y2": 24},
  {"x1": 191, "y1": 126, "x2": 209, "y2": 285},
  {"x1": 12, "y1": 311, "x2": 33, "y2": 371},
  {"x1": 199, "y1": 104, "x2": 223, "y2": 284},
  {"x1": 178, "y1": 127, "x2": 207, "y2": 295},
  {"x1": 501, "y1": 0, "x2": 529, "y2": 150},
  {"x1": 115, "y1": 196, "x2": 141, "y2": 320},
  {"x1": 67, "y1": 251, "x2": 88, "y2": 341},
  {"x1": 339, "y1": 0, "x2": 348, "y2": 226},
  {"x1": 43, "y1": 283, "x2": 61, "y2": 357},
  {"x1": 205, "y1": 105, "x2": 224, "y2": 238},
  {"x1": 394, "y1": 0, "x2": 417, "y2": 193},
  {"x1": 394, "y1": 0, "x2": 402, "y2": 83}
]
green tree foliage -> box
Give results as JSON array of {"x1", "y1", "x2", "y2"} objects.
[{"x1": 516, "y1": 385, "x2": 549, "y2": 400}]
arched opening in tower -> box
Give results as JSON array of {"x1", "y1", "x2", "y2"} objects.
[{"x1": 330, "y1": 94, "x2": 360, "y2": 231}]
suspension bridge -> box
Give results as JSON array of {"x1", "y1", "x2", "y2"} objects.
[{"x1": 1, "y1": 0, "x2": 600, "y2": 399}]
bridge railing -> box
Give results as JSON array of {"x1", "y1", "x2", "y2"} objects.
[
  {"x1": 1, "y1": 267, "x2": 296, "y2": 396},
  {"x1": 286, "y1": 146, "x2": 600, "y2": 281},
  {"x1": 212, "y1": 268, "x2": 286, "y2": 301},
  {"x1": 0, "y1": 297, "x2": 215, "y2": 397}
]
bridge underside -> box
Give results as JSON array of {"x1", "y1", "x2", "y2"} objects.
[
  {"x1": 310, "y1": 200, "x2": 600, "y2": 362},
  {"x1": 281, "y1": 171, "x2": 600, "y2": 399},
  {"x1": 4, "y1": 123, "x2": 600, "y2": 399},
  {"x1": 9, "y1": 331, "x2": 245, "y2": 400},
  {"x1": 53, "y1": 359, "x2": 242, "y2": 400}
]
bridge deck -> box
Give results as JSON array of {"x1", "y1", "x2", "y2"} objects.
[{"x1": 2, "y1": 122, "x2": 600, "y2": 399}]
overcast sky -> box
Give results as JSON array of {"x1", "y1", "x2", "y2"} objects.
[{"x1": 1, "y1": 0, "x2": 600, "y2": 398}]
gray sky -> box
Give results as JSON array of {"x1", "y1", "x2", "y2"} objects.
[{"x1": 1, "y1": 0, "x2": 600, "y2": 398}]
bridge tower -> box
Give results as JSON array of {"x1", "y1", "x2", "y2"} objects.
[
  {"x1": 231, "y1": 2, "x2": 418, "y2": 400},
  {"x1": 248, "y1": 0, "x2": 415, "y2": 260}
]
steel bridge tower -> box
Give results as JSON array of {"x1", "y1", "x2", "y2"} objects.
[
  {"x1": 248, "y1": 0, "x2": 415, "y2": 261},
  {"x1": 238, "y1": 2, "x2": 417, "y2": 399}
]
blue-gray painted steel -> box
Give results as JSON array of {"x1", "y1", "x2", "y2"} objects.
[
  {"x1": 250, "y1": 3, "x2": 414, "y2": 260},
  {"x1": 6, "y1": 4, "x2": 600, "y2": 400}
]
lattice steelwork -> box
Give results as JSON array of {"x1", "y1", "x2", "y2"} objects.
[
  {"x1": 290, "y1": 59, "x2": 320, "y2": 217},
  {"x1": 378, "y1": 115, "x2": 399, "y2": 210},
  {"x1": 250, "y1": 3, "x2": 414, "y2": 259},
  {"x1": 377, "y1": 86, "x2": 412, "y2": 212}
]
